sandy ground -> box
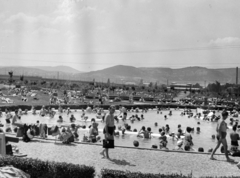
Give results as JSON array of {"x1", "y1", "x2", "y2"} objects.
[{"x1": 12, "y1": 139, "x2": 240, "y2": 178}]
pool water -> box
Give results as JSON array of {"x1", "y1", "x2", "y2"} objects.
[{"x1": 2, "y1": 109, "x2": 238, "y2": 152}]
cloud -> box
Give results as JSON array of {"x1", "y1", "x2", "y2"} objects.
[
  {"x1": 82, "y1": 6, "x2": 96, "y2": 12},
  {"x1": 0, "y1": 29, "x2": 14, "y2": 36},
  {"x1": 65, "y1": 31, "x2": 79, "y2": 40},
  {"x1": 31, "y1": 27, "x2": 59, "y2": 36},
  {"x1": 52, "y1": 0, "x2": 97, "y2": 25},
  {"x1": 52, "y1": 0, "x2": 78, "y2": 25},
  {"x1": 0, "y1": 13, "x2": 5, "y2": 20},
  {"x1": 54, "y1": 0, "x2": 78, "y2": 15},
  {"x1": 209, "y1": 37, "x2": 240, "y2": 46},
  {"x1": 52, "y1": 14, "x2": 75, "y2": 24},
  {"x1": 4, "y1": 12, "x2": 36, "y2": 24},
  {"x1": 4, "y1": 12, "x2": 51, "y2": 26}
]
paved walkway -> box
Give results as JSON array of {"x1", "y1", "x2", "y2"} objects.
[{"x1": 14, "y1": 140, "x2": 240, "y2": 178}]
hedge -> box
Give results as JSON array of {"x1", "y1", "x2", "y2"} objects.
[
  {"x1": 0, "y1": 156, "x2": 95, "y2": 178},
  {"x1": 101, "y1": 169, "x2": 192, "y2": 178},
  {"x1": 101, "y1": 169, "x2": 240, "y2": 178}
]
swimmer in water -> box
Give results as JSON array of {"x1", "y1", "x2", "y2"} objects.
[
  {"x1": 96, "y1": 112, "x2": 102, "y2": 119},
  {"x1": 70, "y1": 114, "x2": 76, "y2": 122},
  {"x1": 135, "y1": 114, "x2": 140, "y2": 121},
  {"x1": 135, "y1": 108, "x2": 139, "y2": 113},
  {"x1": 137, "y1": 126, "x2": 150, "y2": 139},
  {"x1": 32, "y1": 106, "x2": 36, "y2": 115},
  {"x1": 67, "y1": 107, "x2": 71, "y2": 115},
  {"x1": 5, "y1": 109, "x2": 12, "y2": 125},
  {"x1": 40, "y1": 106, "x2": 46, "y2": 116},
  {"x1": 18, "y1": 108, "x2": 22, "y2": 116},
  {"x1": 164, "y1": 115, "x2": 167, "y2": 120},
  {"x1": 165, "y1": 124, "x2": 170, "y2": 134},
  {"x1": 58, "y1": 106, "x2": 63, "y2": 113},
  {"x1": 81, "y1": 111, "x2": 85, "y2": 118},
  {"x1": 129, "y1": 115, "x2": 135, "y2": 122},
  {"x1": 24, "y1": 109, "x2": 28, "y2": 115},
  {"x1": 57, "y1": 116, "x2": 63, "y2": 123},
  {"x1": 49, "y1": 108, "x2": 55, "y2": 118}
]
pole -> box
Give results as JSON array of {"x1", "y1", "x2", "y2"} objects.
[{"x1": 236, "y1": 67, "x2": 238, "y2": 85}]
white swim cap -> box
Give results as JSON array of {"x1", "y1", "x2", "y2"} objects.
[{"x1": 177, "y1": 140, "x2": 183, "y2": 146}]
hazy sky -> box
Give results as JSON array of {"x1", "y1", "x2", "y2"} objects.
[{"x1": 0, "y1": 0, "x2": 240, "y2": 72}]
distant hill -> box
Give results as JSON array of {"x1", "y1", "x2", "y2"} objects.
[
  {"x1": 0, "y1": 65, "x2": 239, "y2": 86},
  {"x1": 31, "y1": 66, "x2": 81, "y2": 74},
  {"x1": 0, "y1": 66, "x2": 80, "y2": 80},
  {"x1": 77, "y1": 65, "x2": 240, "y2": 86}
]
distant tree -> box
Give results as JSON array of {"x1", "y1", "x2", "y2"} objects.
[
  {"x1": 107, "y1": 78, "x2": 110, "y2": 87},
  {"x1": 207, "y1": 81, "x2": 221, "y2": 93},
  {"x1": 16, "y1": 84, "x2": 21, "y2": 88},
  {"x1": 149, "y1": 82, "x2": 153, "y2": 88},
  {"x1": 31, "y1": 81, "x2": 37, "y2": 85},
  {"x1": 20, "y1": 75, "x2": 24, "y2": 82},
  {"x1": 193, "y1": 83, "x2": 201, "y2": 88},
  {"x1": 50, "y1": 82, "x2": 54, "y2": 87},
  {"x1": 8, "y1": 71, "x2": 13, "y2": 84}
]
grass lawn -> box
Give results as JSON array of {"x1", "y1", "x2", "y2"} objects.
[{"x1": 0, "y1": 89, "x2": 154, "y2": 107}]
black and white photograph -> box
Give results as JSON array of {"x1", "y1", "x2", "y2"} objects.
[{"x1": 0, "y1": 0, "x2": 240, "y2": 177}]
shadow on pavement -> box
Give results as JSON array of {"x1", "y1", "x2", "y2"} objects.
[
  {"x1": 109, "y1": 158, "x2": 136, "y2": 166},
  {"x1": 211, "y1": 159, "x2": 239, "y2": 165}
]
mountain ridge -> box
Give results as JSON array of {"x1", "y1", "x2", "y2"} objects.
[{"x1": 0, "y1": 65, "x2": 239, "y2": 86}]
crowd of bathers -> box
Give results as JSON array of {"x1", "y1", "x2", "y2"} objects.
[{"x1": 0, "y1": 105, "x2": 240, "y2": 155}]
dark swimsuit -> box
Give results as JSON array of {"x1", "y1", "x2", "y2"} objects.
[
  {"x1": 217, "y1": 132, "x2": 227, "y2": 140},
  {"x1": 231, "y1": 141, "x2": 239, "y2": 146},
  {"x1": 103, "y1": 126, "x2": 115, "y2": 135}
]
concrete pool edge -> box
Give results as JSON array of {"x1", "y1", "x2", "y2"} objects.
[
  {"x1": 0, "y1": 103, "x2": 232, "y2": 111},
  {"x1": 6, "y1": 133, "x2": 224, "y2": 156}
]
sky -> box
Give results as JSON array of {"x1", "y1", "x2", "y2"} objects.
[{"x1": 0, "y1": 0, "x2": 240, "y2": 72}]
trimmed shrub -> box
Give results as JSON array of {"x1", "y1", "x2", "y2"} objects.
[
  {"x1": 101, "y1": 169, "x2": 192, "y2": 178},
  {"x1": 0, "y1": 156, "x2": 95, "y2": 178}
]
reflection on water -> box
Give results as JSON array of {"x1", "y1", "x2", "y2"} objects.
[{"x1": 2, "y1": 109, "x2": 238, "y2": 152}]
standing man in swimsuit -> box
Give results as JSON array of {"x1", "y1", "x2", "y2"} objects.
[
  {"x1": 210, "y1": 111, "x2": 234, "y2": 162},
  {"x1": 100, "y1": 105, "x2": 116, "y2": 159}
]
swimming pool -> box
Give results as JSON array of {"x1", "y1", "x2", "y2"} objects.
[{"x1": 2, "y1": 108, "x2": 237, "y2": 153}]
